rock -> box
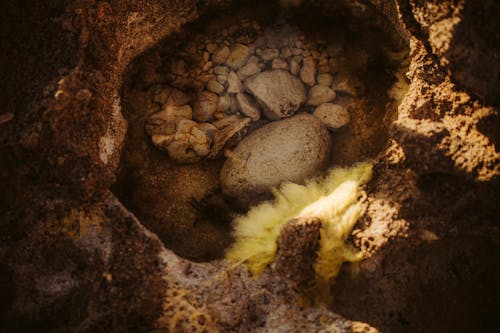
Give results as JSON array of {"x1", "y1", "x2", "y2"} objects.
[
  {"x1": 280, "y1": 47, "x2": 292, "y2": 58},
  {"x1": 144, "y1": 105, "x2": 193, "y2": 140},
  {"x1": 236, "y1": 93, "x2": 261, "y2": 121},
  {"x1": 272, "y1": 58, "x2": 289, "y2": 70},
  {"x1": 229, "y1": 94, "x2": 239, "y2": 114},
  {"x1": 220, "y1": 114, "x2": 332, "y2": 204},
  {"x1": 259, "y1": 48, "x2": 279, "y2": 61},
  {"x1": 227, "y1": 71, "x2": 243, "y2": 93},
  {"x1": 197, "y1": 122, "x2": 217, "y2": 139},
  {"x1": 206, "y1": 43, "x2": 218, "y2": 53},
  {"x1": 202, "y1": 61, "x2": 213, "y2": 72},
  {"x1": 212, "y1": 115, "x2": 241, "y2": 129},
  {"x1": 318, "y1": 65, "x2": 330, "y2": 74},
  {"x1": 166, "y1": 119, "x2": 211, "y2": 163},
  {"x1": 207, "y1": 80, "x2": 225, "y2": 94},
  {"x1": 289, "y1": 60, "x2": 300, "y2": 76},
  {"x1": 170, "y1": 60, "x2": 186, "y2": 75},
  {"x1": 300, "y1": 57, "x2": 316, "y2": 86},
  {"x1": 244, "y1": 69, "x2": 306, "y2": 120},
  {"x1": 209, "y1": 117, "x2": 251, "y2": 159},
  {"x1": 217, "y1": 75, "x2": 227, "y2": 84},
  {"x1": 291, "y1": 47, "x2": 302, "y2": 56},
  {"x1": 226, "y1": 44, "x2": 252, "y2": 69},
  {"x1": 159, "y1": 105, "x2": 193, "y2": 121},
  {"x1": 312, "y1": 103, "x2": 350, "y2": 130},
  {"x1": 212, "y1": 45, "x2": 230, "y2": 64},
  {"x1": 332, "y1": 75, "x2": 365, "y2": 96},
  {"x1": 193, "y1": 91, "x2": 218, "y2": 122},
  {"x1": 151, "y1": 85, "x2": 172, "y2": 104},
  {"x1": 217, "y1": 94, "x2": 231, "y2": 112},
  {"x1": 247, "y1": 55, "x2": 259, "y2": 64},
  {"x1": 213, "y1": 111, "x2": 225, "y2": 120},
  {"x1": 167, "y1": 88, "x2": 191, "y2": 106},
  {"x1": 307, "y1": 85, "x2": 336, "y2": 106},
  {"x1": 317, "y1": 73, "x2": 333, "y2": 86},
  {"x1": 237, "y1": 62, "x2": 261, "y2": 81},
  {"x1": 214, "y1": 65, "x2": 229, "y2": 75},
  {"x1": 203, "y1": 51, "x2": 210, "y2": 62}
]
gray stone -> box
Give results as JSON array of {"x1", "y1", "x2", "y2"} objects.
[
  {"x1": 260, "y1": 48, "x2": 280, "y2": 61},
  {"x1": 280, "y1": 47, "x2": 292, "y2": 58},
  {"x1": 206, "y1": 43, "x2": 218, "y2": 53},
  {"x1": 220, "y1": 114, "x2": 332, "y2": 204},
  {"x1": 217, "y1": 75, "x2": 227, "y2": 84},
  {"x1": 272, "y1": 58, "x2": 289, "y2": 70},
  {"x1": 212, "y1": 46, "x2": 230, "y2": 64},
  {"x1": 289, "y1": 60, "x2": 300, "y2": 76},
  {"x1": 312, "y1": 103, "x2": 350, "y2": 130},
  {"x1": 236, "y1": 93, "x2": 261, "y2": 121},
  {"x1": 227, "y1": 71, "x2": 243, "y2": 93},
  {"x1": 300, "y1": 57, "x2": 316, "y2": 86},
  {"x1": 317, "y1": 73, "x2": 333, "y2": 86},
  {"x1": 193, "y1": 91, "x2": 218, "y2": 122},
  {"x1": 226, "y1": 44, "x2": 252, "y2": 69},
  {"x1": 244, "y1": 69, "x2": 306, "y2": 120},
  {"x1": 307, "y1": 85, "x2": 336, "y2": 106},
  {"x1": 237, "y1": 62, "x2": 261, "y2": 81},
  {"x1": 207, "y1": 80, "x2": 225, "y2": 94},
  {"x1": 214, "y1": 65, "x2": 229, "y2": 75},
  {"x1": 167, "y1": 88, "x2": 191, "y2": 106},
  {"x1": 217, "y1": 94, "x2": 231, "y2": 113},
  {"x1": 202, "y1": 61, "x2": 213, "y2": 72}
]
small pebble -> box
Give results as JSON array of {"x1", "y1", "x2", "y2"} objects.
[
  {"x1": 207, "y1": 80, "x2": 225, "y2": 94},
  {"x1": 206, "y1": 43, "x2": 218, "y2": 53},
  {"x1": 317, "y1": 73, "x2": 333, "y2": 86},
  {"x1": 272, "y1": 58, "x2": 289, "y2": 70}
]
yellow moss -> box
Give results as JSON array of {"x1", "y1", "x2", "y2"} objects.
[{"x1": 225, "y1": 163, "x2": 372, "y2": 280}]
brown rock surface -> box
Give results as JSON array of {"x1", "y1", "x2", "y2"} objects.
[{"x1": 0, "y1": 0, "x2": 498, "y2": 332}]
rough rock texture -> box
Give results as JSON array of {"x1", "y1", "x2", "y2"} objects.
[
  {"x1": 0, "y1": 0, "x2": 499, "y2": 333},
  {"x1": 244, "y1": 69, "x2": 307, "y2": 120},
  {"x1": 220, "y1": 114, "x2": 332, "y2": 205},
  {"x1": 272, "y1": 217, "x2": 322, "y2": 288}
]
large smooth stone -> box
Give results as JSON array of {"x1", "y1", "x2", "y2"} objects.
[
  {"x1": 244, "y1": 69, "x2": 306, "y2": 120},
  {"x1": 220, "y1": 114, "x2": 332, "y2": 205}
]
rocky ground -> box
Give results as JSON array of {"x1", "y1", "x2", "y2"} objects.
[
  {"x1": 113, "y1": 5, "x2": 404, "y2": 261},
  {"x1": 0, "y1": 0, "x2": 499, "y2": 332}
]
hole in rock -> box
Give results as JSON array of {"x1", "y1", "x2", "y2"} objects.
[{"x1": 112, "y1": 0, "x2": 409, "y2": 261}]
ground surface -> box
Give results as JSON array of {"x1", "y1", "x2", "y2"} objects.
[{"x1": 0, "y1": 0, "x2": 499, "y2": 332}]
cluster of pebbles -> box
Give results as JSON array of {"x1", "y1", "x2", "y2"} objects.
[{"x1": 145, "y1": 19, "x2": 364, "y2": 163}]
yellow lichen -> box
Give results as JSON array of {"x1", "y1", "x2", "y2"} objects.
[{"x1": 225, "y1": 163, "x2": 372, "y2": 282}]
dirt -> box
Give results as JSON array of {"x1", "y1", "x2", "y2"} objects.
[{"x1": 0, "y1": 0, "x2": 498, "y2": 332}]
